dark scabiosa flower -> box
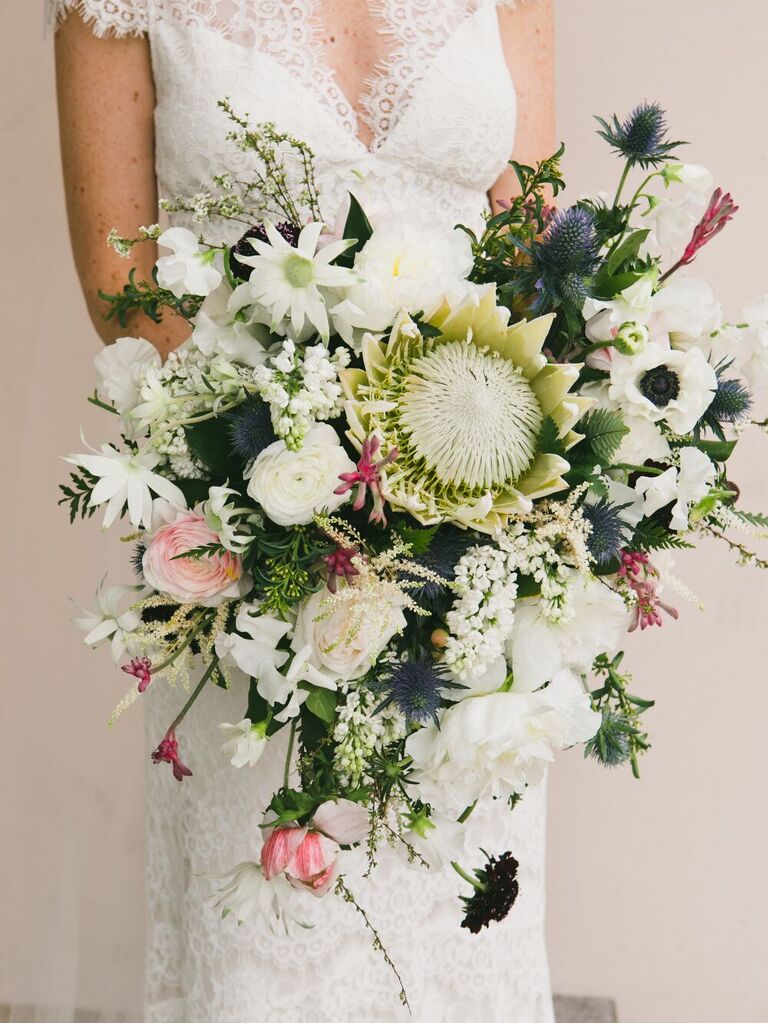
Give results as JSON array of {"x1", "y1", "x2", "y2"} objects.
[
  {"x1": 531, "y1": 206, "x2": 601, "y2": 310},
  {"x1": 585, "y1": 709, "x2": 633, "y2": 768},
  {"x1": 374, "y1": 659, "x2": 453, "y2": 725},
  {"x1": 227, "y1": 397, "x2": 277, "y2": 461},
  {"x1": 404, "y1": 526, "x2": 478, "y2": 603},
  {"x1": 458, "y1": 851, "x2": 520, "y2": 934},
  {"x1": 596, "y1": 102, "x2": 683, "y2": 168},
  {"x1": 698, "y1": 374, "x2": 752, "y2": 441},
  {"x1": 581, "y1": 497, "x2": 630, "y2": 567},
  {"x1": 229, "y1": 222, "x2": 300, "y2": 281}
]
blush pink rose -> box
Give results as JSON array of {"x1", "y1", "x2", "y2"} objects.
[
  {"x1": 142, "y1": 510, "x2": 247, "y2": 606},
  {"x1": 260, "y1": 825, "x2": 340, "y2": 897}
]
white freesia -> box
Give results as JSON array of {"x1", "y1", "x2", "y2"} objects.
[
  {"x1": 155, "y1": 226, "x2": 222, "y2": 298},
  {"x1": 608, "y1": 342, "x2": 717, "y2": 435},
  {"x1": 246, "y1": 424, "x2": 355, "y2": 527},
  {"x1": 233, "y1": 221, "x2": 357, "y2": 343},
  {"x1": 330, "y1": 222, "x2": 474, "y2": 346},
  {"x1": 292, "y1": 580, "x2": 407, "y2": 685},
  {"x1": 73, "y1": 577, "x2": 144, "y2": 663},
  {"x1": 219, "y1": 718, "x2": 269, "y2": 768},
  {"x1": 506, "y1": 573, "x2": 630, "y2": 692},
  {"x1": 65, "y1": 442, "x2": 186, "y2": 529},
  {"x1": 635, "y1": 446, "x2": 716, "y2": 531},
  {"x1": 738, "y1": 296, "x2": 768, "y2": 390},
  {"x1": 405, "y1": 670, "x2": 601, "y2": 816},
  {"x1": 93, "y1": 336, "x2": 161, "y2": 414}
]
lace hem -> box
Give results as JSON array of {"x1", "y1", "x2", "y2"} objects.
[{"x1": 45, "y1": 0, "x2": 148, "y2": 38}]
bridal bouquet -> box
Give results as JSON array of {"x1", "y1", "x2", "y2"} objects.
[{"x1": 62, "y1": 100, "x2": 768, "y2": 963}]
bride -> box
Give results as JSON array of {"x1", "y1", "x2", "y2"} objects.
[{"x1": 52, "y1": 2, "x2": 556, "y2": 1020}]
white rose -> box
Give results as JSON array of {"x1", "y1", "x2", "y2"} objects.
[
  {"x1": 245, "y1": 424, "x2": 355, "y2": 526},
  {"x1": 405, "y1": 671, "x2": 600, "y2": 816},
  {"x1": 608, "y1": 342, "x2": 717, "y2": 435},
  {"x1": 93, "y1": 336, "x2": 161, "y2": 414},
  {"x1": 506, "y1": 573, "x2": 630, "y2": 693},
  {"x1": 155, "y1": 226, "x2": 222, "y2": 299},
  {"x1": 292, "y1": 580, "x2": 406, "y2": 685}
]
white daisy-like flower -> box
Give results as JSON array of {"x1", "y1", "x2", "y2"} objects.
[
  {"x1": 65, "y1": 441, "x2": 186, "y2": 529},
  {"x1": 73, "y1": 576, "x2": 144, "y2": 663},
  {"x1": 233, "y1": 222, "x2": 357, "y2": 342}
]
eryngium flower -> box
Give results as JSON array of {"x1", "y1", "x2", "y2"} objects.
[
  {"x1": 531, "y1": 207, "x2": 601, "y2": 310},
  {"x1": 581, "y1": 497, "x2": 630, "y2": 567},
  {"x1": 374, "y1": 659, "x2": 452, "y2": 725},
  {"x1": 459, "y1": 851, "x2": 520, "y2": 934},
  {"x1": 403, "y1": 525, "x2": 478, "y2": 603},
  {"x1": 229, "y1": 222, "x2": 300, "y2": 282},
  {"x1": 585, "y1": 709, "x2": 633, "y2": 767},
  {"x1": 596, "y1": 102, "x2": 683, "y2": 168},
  {"x1": 227, "y1": 397, "x2": 277, "y2": 461},
  {"x1": 706, "y1": 376, "x2": 752, "y2": 424}
]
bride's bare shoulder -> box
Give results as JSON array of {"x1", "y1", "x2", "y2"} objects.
[{"x1": 47, "y1": 0, "x2": 149, "y2": 39}]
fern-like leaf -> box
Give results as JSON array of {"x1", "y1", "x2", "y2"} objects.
[
  {"x1": 580, "y1": 408, "x2": 629, "y2": 464},
  {"x1": 631, "y1": 519, "x2": 694, "y2": 552}
]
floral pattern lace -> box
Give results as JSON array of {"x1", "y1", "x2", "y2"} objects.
[{"x1": 51, "y1": 1, "x2": 552, "y2": 1019}]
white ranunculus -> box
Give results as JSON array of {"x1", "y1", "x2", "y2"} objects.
[
  {"x1": 292, "y1": 580, "x2": 407, "y2": 685},
  {"x1": 506, "y1": 573, "x2": 630, "y2": 693},
  {"x1": 405, "y1": 670, "x2": 601, "y2": 816},
  {"x1": 608, "y1": 342, "x2": 717, "y2": 435},
  {"x1": 245, "y1": 424, "x2": 355, "y2": 527},
  {"x1": 635, "y1": 446, "x2": 716, "y2": 531},
  {"x1": 330, "y1": 222, "x2": 474, "y2": 346},
  {"x1": 94, "y1": 336, "x2": 161, "y2": 415},
  {"x1": 738, "y1": 296, "x2": 768, "y2": 390},
  {"x1": 192, "y1": 281, "x2": 271, "y2": 367},
  {"x1": 219, "y1": 718, "x2": 269, "y2": 768},
  {"x1": 155, "y1": 226, "x2": 222, "y2": 299}
]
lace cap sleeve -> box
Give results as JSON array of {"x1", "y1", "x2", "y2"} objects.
[{"x1": 46, "y1": 0, "x2": 148, "y2": 38}]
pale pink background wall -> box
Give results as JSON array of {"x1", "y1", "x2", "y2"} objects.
[{"x1": 1, "y1": 2, "x2": 767, "y2": 1021}]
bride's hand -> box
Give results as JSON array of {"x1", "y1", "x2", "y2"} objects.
[{"x1": 55, "y1": 13, "x2": 189, "y2": 358}]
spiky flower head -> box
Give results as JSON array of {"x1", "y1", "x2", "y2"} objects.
[
  {"x1": 531, "y1": 207, "x2": 600, "y2": 311},
  {"x1": 581, "y1": 497, "x2": 630, "y2": 567},
  {"x1": 374, "y1": 659, "x2": 453, "y2": 725},
  {"x1": 227, "y1": 397, "x2": 277, "y2": 461},
  {"x1": 585, "y1": 709, "x2": 633, "y2": 767},
  {"x1": 697, "y1": 374, "x2": 752, "y2": 441},
  {"x1": 403, "y1": 525, "x2": 478, "y2": 603},
  {"x1": 340, "y1": 287, "x2": 593, "y2": 533},
  {"x1": 459, "y1": 850, "x2": 520, "y2": 934},
  {"x1": 596, "y1": 102, "x2": 683, "y2": 168}
]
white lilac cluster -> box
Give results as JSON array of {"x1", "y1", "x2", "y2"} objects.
[
  {"x1": 443, "y1": 545, "x2": 519, "y2": 681},
  {"x1": 333, "y1": 685, "x2": 406, "y2": 788},
  {"x1": 252, "y1": 339, "x2": 350, "y2": 449}
]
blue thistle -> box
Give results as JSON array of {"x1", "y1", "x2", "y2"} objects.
[
  {"x1": 596, "y1": 102, "x2": 684, "y2": 168},
  {"x1": 404, "y1": 526, "x2": 478, "y2": 603},
  {"x1": 374, "y1": 660, "x2": 453, "y2": 725},
  {"x1": 531, "y1": 207, "x2": 600, "y2": 311},
  {"x1": 585, "y1": 709, "x2": 633, "y2": 767},
  {"x1": 703, "y1": 376, "x2": 752, "y2": 429},
  {"x1": 227, "y1": 397, "x2": 277, "y2": 461},
  {"x1": 582, "y1": 498, "x2": 630, "y2": 567}
]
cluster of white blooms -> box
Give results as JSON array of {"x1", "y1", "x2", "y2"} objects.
[
  {"x1": 443, "y1": 545, "x2": 518, "y2": 681},
  {"x1": 497, "y1": 522, "x2": 577, "y2": 624},
  {"x1": 333, "y1": 685, "x2": 406, "y2": 788},
  {"x1": 252, "y1": 339, "x2": 350, "y2": 450}
]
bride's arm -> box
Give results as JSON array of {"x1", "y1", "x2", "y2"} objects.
[
  {"x1": 54, "y1": 14, "x2": 190, "y2": 356},
  {"x1": 490, "y1": 0, "x2": 556, "y2": 209}
]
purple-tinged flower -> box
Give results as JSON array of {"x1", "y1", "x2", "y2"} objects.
[
  {"x1": 151, "y1": 728, "x2": 193, "y2": 782},
  {"x1": 323, "y1": 545, "x2": 360, "y2": 592},
  {"x1": 122, "y1": 655, "x2": 153, "y2": 693},
  {"x1": 596, "y1": 102, "x2": 683, "y2": 168},
  {"x1": 458, "y1": 851, "x2": 520, "y2": 934},
  {"x1": 334, "y1": 435, "x2": 398, "y2": 525},
  {"x1": 618, "y1": 551, "x2": 678, "y2": 631}
]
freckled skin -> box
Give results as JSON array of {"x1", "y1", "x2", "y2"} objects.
[{"x1": 55, "y1": 2, "x2": 553, "y2": 356}]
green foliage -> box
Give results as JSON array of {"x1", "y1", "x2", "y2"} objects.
[
  {"x1": 170, "y1": 542, "x2": 229, "y2": 562},
  {"x1": 336, "y1": 193, "x2": 373, "y2": 267},
  {"x1": 99, "y1": 267, "x2": 203, "y2": 328},
  {"x1": 58, "y1": 469, "x2": 99, "y2": 523},
  {"x1": 267, "y1": 787, "x2": 325, "y2": 827},
  {"x1": 303, "y1": 684, "x2": 339, "y2": 724},
  {"x1": 602, "y1": 228, "x2": 649, "y2": 277},
  {"x1": 250, "y1": 524, "x2": 332, "y2": 618},
  {"x1": 698, "y1": 438, "x2": 737, "y2": 463},
  {"x1": 579, "y1": 408, "x2": 630, "y2": 464},
  {"x1": 393, "y1": 522, "x2": 440, "y2": 556},
  {"x1": 732, "y1": 508, "x2": 768, "y2": 530},
  {"x1": 185, "y1": 413, "x2": 247, "y2": 482},
  {"x1": 537, "y1": 416, "x2": 568, "y2": 459},
  {"x1": 588, "y1": 651, "x2": 654, "y2": 778},
  {"x1": 632, "y1": 518, "x2": 694, "y2": 552}
]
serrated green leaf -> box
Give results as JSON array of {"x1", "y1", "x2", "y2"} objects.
[
  {"x1": 581, "y1": 408, "x2": 629, "y2": 464},
  {"x1": 537, "y1": 416, "x2": 568, "y2": 458},
  {"x1": 632, "y1": 519, "x2": 694, "y2": 552},
  {"x1": 394, "y1": 523, "x2": 440, "y2": 555}
]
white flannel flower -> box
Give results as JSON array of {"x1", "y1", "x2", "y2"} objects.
[
  {"x1": 233, "y1": 222, "x2": 357, "y2": 342},
  {"x1": 93, "y1": 336, "x2": 161, "y2": 415},
  {"x1": 65, "y1": 442, "x2": 186, "y2": 529},
  {"x1": 635, "y1": 446, "x2": 716, "y2": 531},
  {"x1": 608, "y1": 342, "x2": 717, "y2": 435},
  {"x1": 155, "y1": 227, "x2": 222, "y2": 298},
  {"x1": 219, "y1": 718, "x2": 269, "y2": 768},
  {"x1": 208, "y1": 861, "x2": 304, "y2": 930},
  {"x1": 73, "y1": 578, "x2": 144, "y2": 663}
]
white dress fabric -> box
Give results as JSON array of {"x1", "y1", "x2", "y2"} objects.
[{"x1": 50, "y1": 2, "x2": 555, "y2": 1021}]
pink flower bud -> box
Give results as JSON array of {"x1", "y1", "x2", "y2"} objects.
[{"x1": 260, "y1": 825, "x2": 340, "y2": 897}]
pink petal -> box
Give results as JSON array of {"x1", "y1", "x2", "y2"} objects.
[{"x1": 260, "y1": 825, "x2": 307, "y2": 880}]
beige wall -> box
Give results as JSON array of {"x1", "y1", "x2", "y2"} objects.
[{"x1": 1, "y1": 2, "x2": 766, "y2": 1020}]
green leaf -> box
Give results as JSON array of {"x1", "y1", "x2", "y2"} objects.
[
  {"x1": 698, "y1": 439, "x2": 737, "y2": 462},
  {"x1": 184, "y1": 415, "x2": 245, "y2": 483},
  {"x1": 303, "y1": 684, "x2": 338, "y2": 724},
  {"x1": 394, "y1": 522, "x2": 440, "y2": 555},
  {"x1": 732, "y1": 508, "x2": 768, "y2": 529},
  {"x1": 604, "y1": 229, "x2": 649, "y2": 276},
  {"x1": 537, "y1": 416, "x2": 568, "y2": 458},
  {"x1": 580, "y1": 408, "x2": 629, "y2": 464},
  {"x1": 336, "y1": 193, "x2": 373, "y2": 267},
  {"x1": 632, "y1": 519, "x2": 694, "y2": 552}
]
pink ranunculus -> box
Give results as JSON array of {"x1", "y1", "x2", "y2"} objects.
[
  {"x1": 260, "y1": 825, "x2": 340, "y2": 897},
  {"x1": 142, "y1": 510, "x2": 247, "y2": 606}
]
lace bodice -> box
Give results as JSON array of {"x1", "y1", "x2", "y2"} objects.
[{"x1": 51, "y1": 2, "x2": 554, "y2": 1020}]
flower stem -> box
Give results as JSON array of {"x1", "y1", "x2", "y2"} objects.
[
  {"x1": 150, "y1": 610, "x2": 210, "y2": 673},
  {"x1": 169, "y1": 657, "x2": 218, "y2": 733},
  {"x1": 451, "y1": 860, "x2": 482, "y2": 891},
  {"x1": 613, "y1": 162, "x2": 632, "y2": 207},
  {"x1": 283, "y1": 720, "x2": 297, "y2": 789},
  {"x1": 457, "y1": 800, "x2": 477, "y2": 824}
]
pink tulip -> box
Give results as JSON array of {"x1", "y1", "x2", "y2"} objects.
[{"x1": 261, "y1": 825, "x2": 340, "y2": 897}]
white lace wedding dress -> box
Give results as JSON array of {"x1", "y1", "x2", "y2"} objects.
[{"x1": 50, "y1": 2, "x2": 555, "y2": 1020}]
